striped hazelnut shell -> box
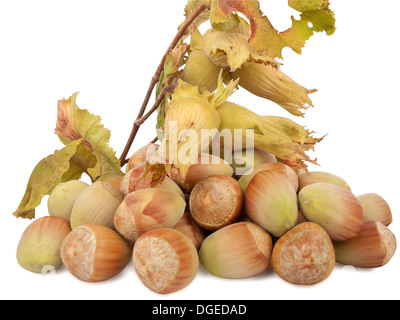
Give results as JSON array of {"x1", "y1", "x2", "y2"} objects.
[
  {"x1": 70, "y1": 181, "x2": 123, "y2": 230},
  {"x1": 199, "y1": 221, "x2": 272, "y2": 279},
  {"x1": 333, "y1": 220, "x2": 396, "y2": 268},
  {"x1": 298, "y1": 182, "x2": 364, "y2": 241},
  {"x1": 244, "y1": 171, "x2": 298, "y2": 237},
  {"x1": 60, "y1": 224, "x2": 132, "y2": 282},
  {"x1": 298, "y1": 171, "x2": 351, "y2": 192},
  {"x1": 358, "y1": 193, "x2": 393, "y2": 226},
  {"x1": 133, "y1": 228, "x2": 199, "y2": 294},
  {"x1": 173, "y1": 212, "x2": 205, "y2": 251},
  {"x1": 17, "y1": 216, "x2": 71, "y2": 273},
  {"x1": 272, "y1": 222, "x2": 336, "y2": 285},
  {"x1": 114, "y1": 188, "x2": 186, "y2": 243}
]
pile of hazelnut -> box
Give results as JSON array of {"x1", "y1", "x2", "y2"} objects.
[{"x1": 16, "y1": 145, "x2": 396, "y2": 294}]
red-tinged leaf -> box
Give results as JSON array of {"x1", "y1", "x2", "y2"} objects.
[
  {"x1": 56, "y1": 92, "x2": 123, "y2": 180},
  {"x1": 210, "y1": 0, "x2": 335, "y2": 59}
]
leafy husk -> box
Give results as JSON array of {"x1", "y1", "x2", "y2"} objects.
[
  {"x1": 217, "y1": 101, "x2": 323, "y2": 170},
  {"x1": 154, "y1": 74, "x2": 238, "y2": 180}
]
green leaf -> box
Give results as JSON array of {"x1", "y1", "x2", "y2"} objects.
[
  {"x1": 61, "y1": 142, "x2": 97, "y2": 182},
  {"x1": 210, "y1": 0, "x2": 335, "y2": 59},
  {"x1": 55, "y1": 92, "x2": 123, "y2": 180},
  {"x1": 13, "y1": 139, "x2": 84, "y2": 219},
  {"x1": 289, "y1": 0, "x2": 336, "y2": 35}
]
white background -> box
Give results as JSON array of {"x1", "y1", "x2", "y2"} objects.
[{"x1": 1, "y1": 0, "x2": 400, "y2": 300}]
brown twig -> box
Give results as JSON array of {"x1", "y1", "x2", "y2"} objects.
[
  {"x1": 134, "y1": 83, "x2": 178, "y2": 127},
  {"x1": 119, "y1": 3, "x2": 207, "y2": 166},
  {"x1": 149, "y1": 136, "x2": 159, "y2": 144}
]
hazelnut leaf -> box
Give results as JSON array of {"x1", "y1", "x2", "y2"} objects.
[
  {"x1": 181, "y1": 0, "x2": 212, "y2": 39},
  {"x1": 13, "y1": 139, "x2": 85, "y2": 219},
  {"x1": 210, "y1": 0, "x2": 335, "y2": 59},
  {"x1": 56, "y1": 92, "x2": 123, "y2": 180}
]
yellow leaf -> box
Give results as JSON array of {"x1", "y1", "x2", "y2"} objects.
[
  {"x1": 56, "y1": 93, "x2": 123, "y2": 180},
  {"x1": 13, "y1": 140, "x2": 84, "y2": 219},
  {"x1": 210, "y1": 0, "x2": 335, "y2": 59}
]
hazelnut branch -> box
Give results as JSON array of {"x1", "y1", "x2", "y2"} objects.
[
  {"x1": 119, "y1": 3, "x2": 207, "y2": 166},
  {"x1": 134, "y1": 83, "x2": 178, "y2": 127}
]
